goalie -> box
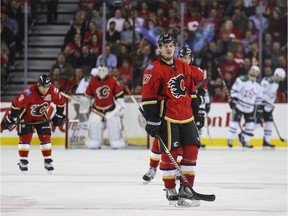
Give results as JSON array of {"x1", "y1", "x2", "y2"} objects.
[{"x1": 84, "y1": 65, "x2": 125, "y2": 149}]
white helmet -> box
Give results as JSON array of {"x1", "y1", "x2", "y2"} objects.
[
  {"x1": 248, "y1": 65, "x2": 260, "y2": 80},
  {"x1": 273, "y1": 68, "x2": 286, "y2": 82},
  {"x1": 90, "y1": 68, "x2": 98, "y2": 77},
  {"x1": 97, "y1": 65, "x2": 109, "y2": 80}
]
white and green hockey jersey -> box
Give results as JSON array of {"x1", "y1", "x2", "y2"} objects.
[
  {"x1": 230, "y1": 75, "x2": 263, "y2": 113},
  {"x1": 261, "y1": 76, "x2": 279, "y2": 112},
  {"x1": 76, "y1": 76, "x2": 92, "y2": 94}
]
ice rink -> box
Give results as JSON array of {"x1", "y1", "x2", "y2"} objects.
[{"x1": 1, "y1": 146, "x2": 287, "y2": 216}]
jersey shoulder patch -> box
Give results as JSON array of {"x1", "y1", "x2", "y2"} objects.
[
  {"x1": 239, "y1": 75, "x2": 249, "y2": 82},
  {"x1": 145, "y1": 64, "x2": 154, "y2": 71},
  {"x1": 24, "y1": 89, "x2": 32, "y2": 96}
]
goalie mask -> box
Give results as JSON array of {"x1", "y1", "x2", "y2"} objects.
[
  {"x1": 273, "y1": 68, "x2": 286, "y2": 82},
  {"x1": 38, "y1": 74, "x2": 51, "y2": 87},
  {"x1": 248, "y1": 65, "x2": 260, "y2": 81},
  {"x1": 97, "y1": 65, "x2": 109, "y2": 80}
]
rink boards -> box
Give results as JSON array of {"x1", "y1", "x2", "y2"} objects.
[{"x1": 0, "y1": 96, "x2": 287, "y2": 147}]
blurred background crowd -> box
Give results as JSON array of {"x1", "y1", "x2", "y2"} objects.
[{"x1": 1, "y1": 0, "x2": 287, "y2": 102}]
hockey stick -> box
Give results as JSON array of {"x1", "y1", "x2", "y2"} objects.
[
  {"x1": 217, "y1": 68, "x2": 244, "y2": 133},
  {"x1": 272, "y1": 119, "x2": 287, "y2": 142},
  {"x1": 124, "y1": 84, "x2": 216, "y2": 202},
  {"x1": 195, "y1": 77, "x2": 211, "y2": 90},
  {"x1": 61, "y1": 92, "x2": 81, "y2": 103}
]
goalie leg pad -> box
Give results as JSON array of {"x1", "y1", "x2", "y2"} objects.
[
  {"x1": 106, "y1": 115, "x2": 125, "y2": 149},
  {"x1": 85, "y1": 139, "x2": 101, "y2": 149},
  {"x1": 87, "y1": 112, "x2": 104, "y2": 146}
]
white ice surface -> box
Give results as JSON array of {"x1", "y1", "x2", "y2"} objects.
[{"x1": 1, "y1": 146, "x2": 287, "y2": 216}]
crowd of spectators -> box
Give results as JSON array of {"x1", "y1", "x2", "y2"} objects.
[{"x1": 2, "y1": 0, "x2": 287, "y2": 102}]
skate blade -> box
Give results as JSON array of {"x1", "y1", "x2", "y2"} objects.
[
  {"x1": 168, "y1": 200, "x2": 178, "y2": 207},
  {"x1": 263, "y1": 146, "x2": 275, "y2": 150},
  {"x1": 176, "y1": 198, "x2": 200, "y2": 207},
  {"x1": 46, "y1": 170, "x2": 53, "y2": 175},
  {"x1": 20, "y1": 171, "x2": 28, "y2": 175},
  {"x1": 143, "y1": 180, "x2": 152, "y2": 185}
]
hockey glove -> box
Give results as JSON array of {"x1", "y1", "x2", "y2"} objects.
[
  {"x1": 229, "y1": 98, "x2": 237, "y2": 109},
  {"x1": 255, "y1": 105, "x2": 264, "y2": 124},
  {"x1": 145, "y1": 117, "x2": 161, "y2": 137},
  {"x1": 52, "y1": 113, "x2": 65, "y2": 126},
  {"x1": 1, "y1": 114, "x2": 17, "y2": 130},
  {"x1": 196, "y1": 95, "x2": 205, "y2": 106},
  {"x1": 195, "y1": 108, "x2": 205, "y2": 130}
]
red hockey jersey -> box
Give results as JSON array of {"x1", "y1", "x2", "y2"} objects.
[
  {"x1": 190, "y1": 65, "x2": 207, "y2": 91},
  {"x1": 11, "y1": 84, "x2": 65, "y2": 122},
  {"x1": 85, "y1": 75, "x2": 123, "y2": 111},
  {"x1": 142, "y1": 58, "x2": 195, "y2": 123}
]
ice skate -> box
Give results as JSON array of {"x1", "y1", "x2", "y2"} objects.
[
  {"x1": 165, "y1": 188, "x2": 178, "y2": 206},
  {"x1": 238, "y1": 133, "x2": 253, "y2": 148},
  {"x1": 200, "y1": 144, "x2": 206, "y2": 148},
  {"x1": 263, "y1": 139, "x2": 275, "y2": 149},
  {"x1": 142, "y1": 167, "x2": 156, "y2": 184},
  {"x1": 44, "y1": 159, "x2": 54, "y2": 174},
  {"x1": 18, "y1": 160, "x2": 28, "y2": 173},
  {"x1": 228, "y1": 139, "x2": 233, "y2": 148},
  {"x1": 177, "y1": 185, "x2": 200, "y2": 207}
]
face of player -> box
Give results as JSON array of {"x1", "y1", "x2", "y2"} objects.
[
  {"x1": 38, "y1": 85, "x2": 50, "y2": 95},
  {"x1": 160, "y1": 43, "x2": 176, "y2": 62},
  {"x1": 180, "y1": 56, "x2": 192, "y2": 65},
  {"x1": 248, "y1": 69, "x2": 259, "y2": 81}
]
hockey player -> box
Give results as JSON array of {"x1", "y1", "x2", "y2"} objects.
[
  {"x1": 85, "y1": 65, "x2": 125, "y2": 149},
  {"x1": 142, "y1": 47, "x2": 207, "y2": 183},
  {"x1": 141, "y1": 35, "x2": 202, "y2": 206},
  {"x1": 227, "y1": 65, "x2": 263, "y2": 148},
  {"x1": 1, "y1": 74, "x2": 66, "y2": 172},
  {"x1": 259, "y1": 68, "x2": 286, "y2": 148}
]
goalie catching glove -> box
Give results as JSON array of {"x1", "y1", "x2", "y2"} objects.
[
  {"x1": 52, "y1": 113, "x2": 65, "y2": 126},
  {"x1": 1, "y1": 114, "x2": 17, "y2": 130},
  {"x1": 145, "y1": 117, "x2": 161, "y2": 137}
]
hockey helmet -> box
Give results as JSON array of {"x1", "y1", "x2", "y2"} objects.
[
  {"x1": 273, "y1": 68, "x2": 286, "y2": 82},
  {"x1": 178, "y1": 47, "x2": 194, "y2": 63},
  {"x1": 178, "y1": 47, "x2": 193, "y2": 58},
  {"x1": 97, "y1": 65, "x2": 109, "y2": 80},
  {"x1": 90, "y1": 68, "x2": 98, "y2": 77},
  {"x1": 248, "y1": 65, "x2": 260, "y2": 80},
  {"x1": 38, "y1": 74, "x2": 51, "y2": 87},
  {"x1": 157, "y1": 34, "x2": 177, "y2": 48}
]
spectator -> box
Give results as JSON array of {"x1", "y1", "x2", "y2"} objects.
[
  {"x1": 211, "y1": 85, "x2": 228, "y2": 102},
  {"x1": 120, "y1": 19, "x2": 140, "y2": 49},
  {"x1": 246, "y1": 41, "x2": 260, "y2": 66},
  {"x1": 219, "y1": 51, "x2": 240, "y2": 82},
  {"x1": 46, "y1": 0, "x2": 58, "y2": 24},
  {"x1": 202, "y1": 41, "x2": 220, "y2": 66},
  {"x1": 137, "y1": 1, "x2": 150, "y2": 20},
  {"x1": 163, "y1": 8, "x2": 180, "y2": 32},
  {"x1": 90, "y1": 9, "x2": 103, "y2": 32},
  {"x1": 66, "y1": 67, "x2": 84, "y2": 94},
  {"x1": 50, "y1": 53, "x2": 74, "y2": 81},
  {"x1": 267, "y1": 8, "x2": 285, "y2": 42},
  {"x1": 63, "y1": 45, "x2": 79, "y2": 69},
  {"x1": 217, "y1": 19, "x2": 242, "y2": 41},
  {"x1": 62, "y1": 23, "x2": 84, "y2": 50},
  {"x1": 79, "y1": 45, "x2": 95, "y2": 70},
  {"x1": 96, "y1": 44, "x2": 117, "y2": 68},
  {"x1": 270, "y1": 41, "x2": 283, "y2": 67},
  {"x1": 84, "y1": 21, "x2": 101, "y2": 44},
  {"x1": 106, "y1": 21, "x2": 121, "y2": 44},
  {"x1": 249, "y1": 9, "x2": 268, "y2": 32},
  {"x1": 88, "y1": 34, "x2": 102, "y2": 58},
  {"x1": 231, "y1": 8, "x2": 248, "y2": 34},
  {"x1": 117, "y1": 58, "x2": 133, "y2": 89},
  {"x1": 216, "y1": 32, "x2": 234, "y2": 60},
  {"x1": 117, "y1": 44, "x2": 131, "y2": 68},
  {"x1": 67, "y1": 33, "x2": 83, "y2": 60},
  {"x1": 263, "y1": 66, "x2": 273, "y2": 77},
  {"x1": 0, "y1": 20, "x2": 16, "y2": 66},
  {"x1": 233, "y1": 42, "x2": 245, "y2": 66},
  {"x1": 263, "y1": 32, "x2": 273, "y2": 55},
  {"x1": 237, "y1": 57, "x2": 251, "y2": 76},
  {"x1": 240, "y1": 30, "x2": 256, "y2": 54},
  {"x1": 106, "y1": 9, "x2": 125, "y2": 32},
  {"x1": 50, "y1": 67, "x2": 67, "y2": 91}
]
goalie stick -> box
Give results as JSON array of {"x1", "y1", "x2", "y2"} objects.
[{"x1": 124, "y1": 85, "x2": 216, "y2": 202}]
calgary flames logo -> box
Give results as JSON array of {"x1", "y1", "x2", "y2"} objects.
[
  {"x1": 167, "y1": 74, "x2": 186, "y2": 98},
  {"x1": 96, "y1": 85, "x2": 110, "y2": 99},
  {"x1": 31, "y1": 102, "x2": 49, "y2": 116}
]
